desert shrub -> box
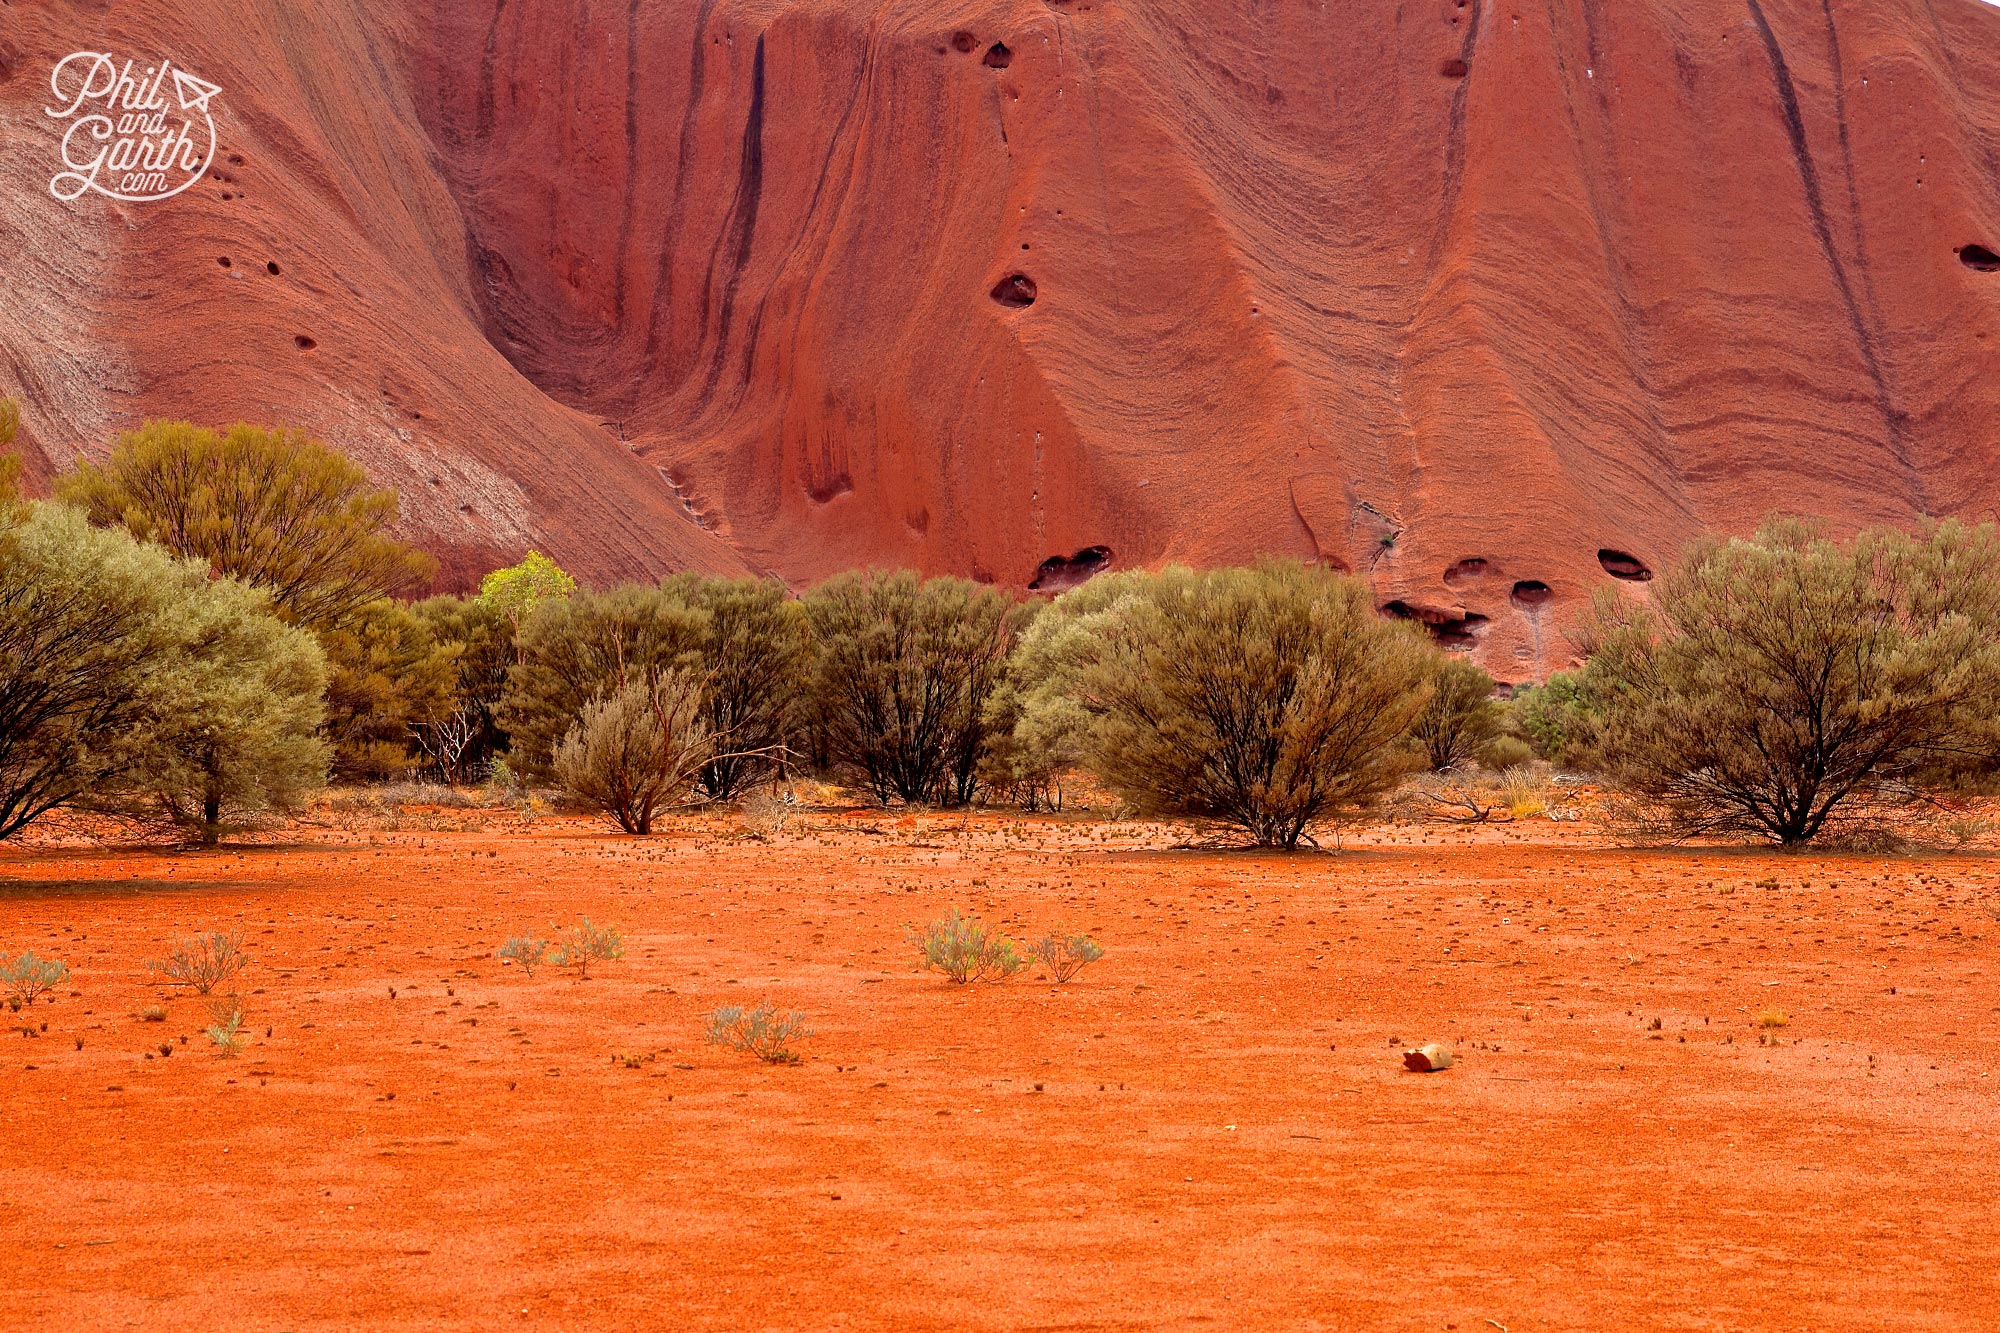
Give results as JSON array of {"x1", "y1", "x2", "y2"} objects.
[
  {"x1": 1585, "y1": 518, "x2": 2000, "y2": 847},
  {"x1": 479, "y1": 551, "x2": 578, "y2": 632},
  {"x1": 705, "y1": 1005, "x2": 812, "y2": 1064},
  {"x1": 0, "y1": 506, "x2": 182, "y2": 839},
  {"x1": 0, "y1": 397, "x2": 20, "y2": 514},
  {"x1": 1478, "y1": 734, "x2": 1537, "y2": 772},
  {"x1": 803, "y1": 571, "x2": 1025, "y2": 806},
  {"x1": 0, "y1": 951, "x2": 68, "y2": 1005},
  {"x1": 141, "y1": 1004, "x2": 168, "y2": 1022},
  {"x1": 554, "y1": 672, "x2": 747, "y2": 834},
  {"x1": 504, "y1": 585, "x2": 708, "y2": 774},
  {"x1": 318, "y1": 597, "x2": 459, "y2": 781},
  {"x1": 548, "y1": 918, "x2": 624, "y2": 979},
  {"x1": 1508, "y1": 672, "x2": 1599, "y2": 769},
  {"x1": 1027, "y1": 928, "x2": 1103, "y2": 983},
  {"x1": 205, "y1": 996, "x2": 246, "y2": 1055},
  {"x1": 498, "y1": 935, "x2": 547, "y2": 976},
  {"x1": 146, "y1": 930, "x2": 252, "y2": 994},
  {"x1": 411, "y1": 594, "x2": 516, "y2": 780},
  {"x1": 1062, "y1": 562, "x2": 1433, "y2": 848},
  {"x1": 56, "y1": 421, "x2": 434, "y2": 631},
  {"x1": 1412, "y1": 655, "x2": 1503, "y2": 771},
  {"x1": 2, "y1": 506, "x2": 324, "y2": 841},
  {"x1": 661, "y1": 575, "x2": 811, "y2": 799},
  {"x1": 110, "y1": 574, "x2": 329, "y2": 844},
  {"x1": 909, "y1": 908, "x2": 1024, "y2": 983}
]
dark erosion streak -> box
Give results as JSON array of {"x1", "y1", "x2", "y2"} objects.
[
  {"x1": 1744, "y1": 0, "x2": 1916, "y2": 500},
  {"x1": 696, "y1": 33, "x2": 767, "y2": 403}
]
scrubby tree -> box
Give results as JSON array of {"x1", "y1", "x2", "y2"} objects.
[
  {"x1": 803, "y1": 571, "x2": 1026, "y2": 806},
  {"x1": 0, "y1": 398, "x2": 21, "y2": 514},
  {"x1": 111, "y1": 578, "x2": 329, "y2": 844},
  {"x1": 981, "y1": 579, "x2": 1141, "y2": 808},
  {"x1": 56, "y1": 420, "x2": 434, "y2": 630},
  {"x1": 503, "y1": 585, "x2": 707, "y2": 775},
  {"x1": 318, "y1": 599, "x2": 459, "y2": 780},
  {"x1": 0, "y1": 506, "x2": 176, "y2": 838},
  {"x1": 553, "y1": 671, "x2": 739, "y2": 834},
  {"x1": 1585, "y1": 518, "x2": 2000, "y2": 846},
  {"x1": 1065, "y1": 561, "x2": 1433, "y2": 848},
  {"x1": 660, "y1": 574, "x2": 811, "y2": 799},
  {"x1": 1508, "y1": 672, "x2": 1599, "y2": 768},
  {"x1": 0, "y1": 505, "x2": 327, "y2": 842},
  {"x1": 1412, "y1": 655, "x2": 1503, "y2": 771},
  {"x1": 478, "y1": 550, "x2": 577, "y2": 633},
  {"x1": 411, "y1": 593, "x2": 515, "y2": 780}
]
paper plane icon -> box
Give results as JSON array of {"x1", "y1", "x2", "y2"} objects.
[{"x1": 171, "y1": 67, "x2": 222, "y2": 114}]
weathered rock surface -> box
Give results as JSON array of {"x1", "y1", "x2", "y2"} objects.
[{"x1": 3, "y1": 0, "x2": 1998, "y2": 675}]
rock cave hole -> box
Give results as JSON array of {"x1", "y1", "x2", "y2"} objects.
[
  {"x1": 951, "y1": 31, "x2": 977, "y2": 53},
  {"x1": 1597, "y1": 549, "x2": 1652, "y2": 581},
  {"x1": 1028, "y1": 545, "x2": 1113, "y2": 592},
  {"x1": 991, "y1": 273, "x2": 1038, "y2": 308},
  {"x1": 1960, "y1": 244, "x2": 2000, "y2": 272},
  {"x1": 216, "y1": 256, "x2": 231, "y2": 268},
  {"x1": 1510, "y1": 579, "x2": 1554, "y2": 609},
  {"x1": 1440, "y1": 58, "x2": 1469, "y2": 78},
  {"x1": 266, "y1": 261, "x2": 281, "y2": 276},
  {"x1": 984, "y1": 42, "x2": 1013, "y2": 68},
  {"x1": 1444, "y1": 557, "x2": 1489, "y2": 583},
  {"x1": 293, "y1": 334, "x2": 317, "y2": 351}
]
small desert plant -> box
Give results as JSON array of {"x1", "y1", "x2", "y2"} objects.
[
  {"x1": 1944, "y1": 814, "x2": 1993, "y2": 849},
  {"x1": 705, "y1": 1004, "x2": 813, "y2": 1064},
  {"x1": 205, "y1": 995, "x2": 246, "y2": 1055},
  {"x1": 0, "y1": 951, "x2": 69, "y2": 1005},
  {"x1": 498, "y1": 935, "x2": 548, "y2": 977},
  {"x1": 140, "y1": 1004, "x2": 168, "y2": 1022},
  {"x1": 1503, "y1": 771, "x2": 1549, "y2": 820},
  {"x1": 1756, "y1": 1008, "x2": 1790, "y2": 1029},
  {"x1": 548, "y1": 918, "x2": 624, "y2": 980},
  {"x1": 146, "y1": 930, "x2": 251, "y2": 994},
  {"x1": 909, "y1": 909, "x2": 1024, "y2": 984},
  {"x1": 1027, "y1": 928, "x2": 1104, "y2": 983}
]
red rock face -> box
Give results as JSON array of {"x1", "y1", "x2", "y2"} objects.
[{"x1": 2, "y1": 0, "x2": 1998, "y2": 675}]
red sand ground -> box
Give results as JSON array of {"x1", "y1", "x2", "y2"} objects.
[{"x1": 3, "y1": 808, "x2": 1997, "y2": 1330}]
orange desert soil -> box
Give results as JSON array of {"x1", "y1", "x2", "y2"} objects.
[{"x1": 2, "y1": 809, "x2": 1997, "y2": 1330}]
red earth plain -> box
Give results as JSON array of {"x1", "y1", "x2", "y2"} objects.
[{"x1": 3, "y1": 804, "x2": 1997, "y2": 1331}]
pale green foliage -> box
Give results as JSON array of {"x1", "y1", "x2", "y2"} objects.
[
  {"x1": 410, "y1": 594, "x2": 514, "y2": 781},
  {"x1": 803, "y1": 571, "x2": 1026, "y2": 805},
  {"x1": 113, "y1": 574, "x2": 329, "y2": 844},
  {"x1": 1, "y1": 506, "x2": 324, "y2": 842},
  {"x1": 146, "y1": 930, "x2": 252, "y2": 995},
  {"x1": 478, "y1": 551, "x2": 577, "y2": 631},
  {"x1": 1027, "y1": 928, "x2": 1103, "y2": 983},
  {"x1": 1412, "y1": 655, "x2": 1502, "y2": 771},
  {"x1": 498, "y1": 935, "x2": 547, "y2": 977},
  {"x1": 0, "y1": 397, "x2": 20, "y2": 514},
  {"x1": 205, "y1": 995, "x2": 246, "y2": 1055},
  {"x1": 705, "y1": 1004, "x2": 812, "y2": 1064},
  {"x1": 909, "y1": 908, "x2": 1024, "y2": 984},
  {"x1": 548, "y1": 919, "x2": 624, "y2": 979},
  {"x1": 660, "y1": 575, "x2": 811, "y2": 799},
  {"x1": 1585, "y1": 518, "x2": 2000, "y2": 846},
  {"x1": 1061, "y1": 561, "x2": 1433, "y2": 848},
  {"x1": 0, "y1": 950, "x2": 68, "y2": 1005},
  {"x1": 553, "y1": 673, "x2": 717, "y2": 834},
  {"x1": 56, "y1": 421, "x2": 434, "y2": 630}
]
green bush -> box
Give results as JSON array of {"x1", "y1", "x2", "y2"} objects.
[
  {"x1": 1060, "y1": 561, "x2": 1432, "y2": 848},
  {"x1": 909, "y1": 908, "x2": 1024, "y2": 983},
  {"x1": 1585, "y1": 518, "x2": 2000, "y2": 846},
  {"x1": 1508, "y1": 672, "x2": 1599, "y2": 768},
  {"x1": 1026, "y1": 928, "x2": 1103, "y2": 983},
  {"x1": 0, "y1": 951, "x2": 68, "y2": 1005},
  {"x1": 411, "y1": 593, "x2": 516, "y2": 781},
  {"x1": 318, "y1": 598, "x2": 459, "y2": 781},
  {"x1": 552, "y1": 672, "x2": 724, "y2": 834},
  {"x1": 705, "y1": 1005, "x2": 812, "y2": 1064},
  {"x1": 803, "y1": 571, "x2": 1025, "y2": 805},
  {"x1": 478, "y1": 551, "x2": 577, "y2": 632},
  {"x1": 56, "y1": 420, "x2": 434, "y2": 631},
  {"x1": 1, "y1": 506, "x2": 326, "y2": 842},
  {"x1": 146, "y1": 930, "x2": 252, "y2": 994},
  {"x1": 548, "y1": 919, "x2": 624, "y2": 979},
  {"x1": 498, "y1": 935, "x2": 547, "y2": 977},
  {"x1": 1412, "y1": 655, "x2": 1502, "y2": 771}
]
